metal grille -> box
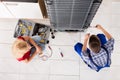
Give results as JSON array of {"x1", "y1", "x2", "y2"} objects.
[{"x1": 45, "y1": 0, "x2": 102, "y2": 31}]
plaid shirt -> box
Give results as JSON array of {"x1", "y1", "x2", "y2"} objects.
[{"x1": 81, "y1": 38, "x2": 114, "y2": 70}]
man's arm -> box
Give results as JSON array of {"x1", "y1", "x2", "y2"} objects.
[
  {"x1": 23, "y1": 36, "x2": 42, "y2": 54},
  {"x1": 96, "y1": 24, "x2": 113, "y2": 40},
  {"x1": 82, "y1": 33, "x2": 90, "y2": 52},
  {"x1": 23, "y1": 51, "x2": 38, "y2": 63},
  {"x1": 22, "y1": 36, "x2": 42, "y2": 63}
]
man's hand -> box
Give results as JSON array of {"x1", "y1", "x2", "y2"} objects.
[
  {"x1": 95, "y1": 24, "x2": 112, "y2": 40},
  {"x1": 95, "y1": 24, "x2": 103, "y2": 30},
  {"x1": 82, "y1": 33, "x2": 90, "y2": 52},
  {"x1": 36, "y1": 46, "x2": 42, "y2": 54},
  {"x1": 84, "y1": 33, "x2": 90, "y2": 40}
]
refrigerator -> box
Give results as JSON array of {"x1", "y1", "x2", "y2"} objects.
[{"x1": 44, "y1": 0, "x2": 102, "y2": 31}]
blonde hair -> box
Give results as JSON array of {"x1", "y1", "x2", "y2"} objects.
[
  {"x1": 12, "y1": 39, "x2": 29, "y2": 58},
  {"x1": 16, "y1": 41, "x2": 27, "y2": 50}
]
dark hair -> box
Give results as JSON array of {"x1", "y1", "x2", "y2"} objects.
[{"x1": 89, "y1": 35, "x2": 101, "y2": 53}]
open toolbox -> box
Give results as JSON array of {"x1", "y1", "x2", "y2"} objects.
[{"x1": 14, "y1": 19, "x2": 54, "y2": 44}]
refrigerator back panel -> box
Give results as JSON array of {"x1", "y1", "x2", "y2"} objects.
[{"x1": 45, "y1": 0, "x2": 102, "y2": 31}]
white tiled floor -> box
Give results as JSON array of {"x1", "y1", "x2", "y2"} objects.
[{"x1": 0, "y1": 0, "x2": 120, "y2": 80}]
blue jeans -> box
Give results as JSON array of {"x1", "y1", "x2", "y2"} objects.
[
  {"x1": 74, "y1": 34, "x2": 107, "y2": 55},
  {"x1": 31, "y1": 35, "x2": 45, "y2": 50},
  {"x1": 30, "y1": 35, "x2": 45, "y2": 56}
]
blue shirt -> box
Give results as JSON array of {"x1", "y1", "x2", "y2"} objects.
[{"x1": 81, "y1": 38, "x2": 114, "y2": 71}]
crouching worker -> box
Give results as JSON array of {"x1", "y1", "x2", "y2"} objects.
[
  {"x1": 74, "y1": 25, "x2": 114, "y2": 72},
  {"x1": 12, "y1": 35, "x2": 45, "y2": 63}
]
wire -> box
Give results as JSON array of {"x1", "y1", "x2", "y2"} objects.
[{"x1": 39, "y1": 45, "x2": 53, "y2": 61}]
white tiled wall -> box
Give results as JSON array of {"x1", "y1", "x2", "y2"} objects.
[{"x1": 0, "y1": 0, "x2": 120, "y2": 80}]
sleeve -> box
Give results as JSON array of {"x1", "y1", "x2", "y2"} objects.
[
  {"x1": 82, "y1": 50, "x2": 89, "y2": 57},
  {"x1": 81, "y1": 50, "x2": 98, "y2": 71},
  {"x1": 17, "y1": 36, "x2": 25, "y2": 41},
  {"x1": 81, "y1": 50, "x2": 90, "y2": 61},
  {"x1": 104, "y1": 38, "x2": 115, "y2": 53}
]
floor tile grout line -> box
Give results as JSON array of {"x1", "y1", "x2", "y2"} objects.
[
  {"x1": 48, "y1": 59, "x2": 51, "y2": 80},
  {"x1": 47, "y1": 45, "x2": 78, "y2": 46},
  {"x1": 48, "y1": 59, "x2": 80, "y2": 79},
  {"x1": 49, "y1": 74, "x2": 79, "y2": 76},
  {"x1": 48, "y1": 59, "x2": 79, "y2": 61},
  {"x1": 0, "y1": 72, "x2": 50, "y2": 75},
  {"x1": 0, "y1": 57, "x2": 80, "y2": 61},
  {"x1": 1, "y1": 42, "x2": 14, "y2": 44}
]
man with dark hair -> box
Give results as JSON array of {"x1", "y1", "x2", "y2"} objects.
[
  {"x1": 74, "y1": 24, "x2": 114, "y2": 72},
  {"x1": 89, "y1": 35, "x2": 101, "y2": 53}
]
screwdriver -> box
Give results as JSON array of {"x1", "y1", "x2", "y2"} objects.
[{"x1": 59, "y1": 48, "x2": 63, "y2": 57}]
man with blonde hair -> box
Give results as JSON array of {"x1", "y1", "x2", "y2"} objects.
[{"x1": 12, "y1": 35, "x2": 44, "y2": 63}]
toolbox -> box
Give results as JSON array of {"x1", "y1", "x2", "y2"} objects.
[{"x1": 14, "y1": 19, "x2": 51, "y2": 44}]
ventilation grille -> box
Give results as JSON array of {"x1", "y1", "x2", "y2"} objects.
[{"x1": 45, "y1": 0, "x2": 102, "y2": 31}]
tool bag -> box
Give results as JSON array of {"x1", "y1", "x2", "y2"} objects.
[{"x1": 14, "y1": 19, "x2": 50, "y2": 44}]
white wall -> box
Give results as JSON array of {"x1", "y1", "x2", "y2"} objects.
[{"x1": 0, "y1": 2, "x2": 43, "y2": 19}]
